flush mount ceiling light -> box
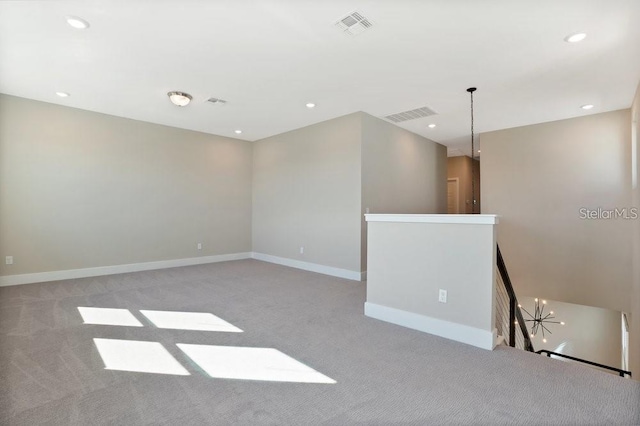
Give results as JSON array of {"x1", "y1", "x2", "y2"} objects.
[
  {"x1": 168, "y1": 91, "x2": 192, "y2": 107},
  {"x1": 564, "y1": 32, "x2": 586, "y2": 43},
  {"x1": 306, "y1": 103, "x2": 316, "y2": 109},
  {"x1": 234, "y1": 130, "x2": 242, "y2": 134},
  {"x1": 581, "y1": 104, "x2": 594, "y2": 110},
  {"x1": 66, "y1": 16, "x2": 90, "y2": 29},
  {"x1": 56, "y1": 91, "x2": 70, "y2": 97},
  {"x1": 428, "y1": 123, "x2": 436, "y2": 128}
]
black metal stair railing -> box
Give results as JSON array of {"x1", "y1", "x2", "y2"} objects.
[
  {"x1": 495, "y1": 245, "x2": 633, "y2": 378},
  {"x1": 495, "y1": 244, "x2": 534, "y2": 352},
  {"x1": 536, "y1": 350, "x2": 632, "y2": 378}
]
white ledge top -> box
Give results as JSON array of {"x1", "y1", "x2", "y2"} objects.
[{"x1": 365, "y1": 214, "x2": 499, "y2": 225}]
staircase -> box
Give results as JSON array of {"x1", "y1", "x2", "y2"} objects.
[{"x1": 495, "y1": 244, "x2": 632, "y2": 378}]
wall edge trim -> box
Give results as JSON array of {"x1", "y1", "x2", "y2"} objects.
[
  {"x1": 364, "y1": 301, "x2": 497, "y2": 350},
  {"x1": 251, "y1": 252, "x2": 362, "y2": 281},
  {"x1": 0, "y1": 252, "x2": 252, "y2": 286}
]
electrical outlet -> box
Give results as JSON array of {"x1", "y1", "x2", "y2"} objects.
[
  {"x1": 5, "y1": 256, "x2": 13, "y2": 265},
  {"x1": 300, "y1": 246, "x2": 304, "y2": 254},
  {"x1": 365, "y1": 207, "x2": 370, "y2": 214},
  {"x1": 438, "y1": 289, "x2": 447, "y2": 303},
  {"x1": 197, "y1": 243, "x2": 202, "y2": 250}
]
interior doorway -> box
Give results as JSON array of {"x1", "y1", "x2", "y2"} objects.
[{"x1": 447, "y1": 178, "x2": 459, "y2": 214}]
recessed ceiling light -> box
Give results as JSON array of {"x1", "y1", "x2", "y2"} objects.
[
  {"x1": 478, "y1": 150, "x2": 481, "y2": 153},
  {"x1": 564, "y1": 32, "x2": 586, "y2": 43},
  {"x1": 428, "y1": 124, "x2": 436, "y2": 128},
  {"x1": 581, "y1": 104, "x2": 594, "y2": 110},
  {"x1": 306, "y1": 103, "x2": 316, "y2": 109},
  {"x1": 234, "y1": 130, "x2": 242, "y2": 134},
  {"x1": 65, "y1": 16, "x2": 90, "y2": 29},
  {"x1": 167, "y1": 91, "x2": 192, "y2": 107},
  {"x1": 56, "y1": 91, "x2": 70, "y2": 97}
]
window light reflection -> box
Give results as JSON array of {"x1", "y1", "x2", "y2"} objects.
[
  {"x1": 140, "y1": 310, "x2": 243, "y2": 332},
  {"x1": 94, "y1": 338, "x2": 190, "y2": 376},
  {"x1": 177, "y1": 344, "x2": 336, "y2": 384},
  {"x1": 78, "y1": 307, "x2": 143, "y2": 327}
]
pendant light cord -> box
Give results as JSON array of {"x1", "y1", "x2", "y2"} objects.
[{"x1": 467, "y1": 87, "x2": 477, "y2": 214}]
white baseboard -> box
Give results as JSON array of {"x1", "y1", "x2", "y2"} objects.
[
  {"x1": 251, "y1": 252, "x2": 362, "y2": 281},
  {"x1": 364, "y1": 302, "x2": 498, "y2": 350},
  {"x1": 0, "y1": 252, "x2": 252, "y2": 287}
]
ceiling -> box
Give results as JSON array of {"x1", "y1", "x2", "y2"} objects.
[{"x1": 1, "y1": 1, "x2": 639, "y2": 156}]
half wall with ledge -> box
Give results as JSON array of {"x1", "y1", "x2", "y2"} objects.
[{"x1": 365, "y1": 214, "x2": 499, "y2": 350}]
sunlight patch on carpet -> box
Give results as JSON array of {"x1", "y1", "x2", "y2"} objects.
[
  {"x1": 78, "y1": 307, "x2": 143, "y2": 327},
  {"x1": 140, "y1": 310, "x2": 243, "y2": 332},
  {"x1": 177, "y1": 344, "x2": 336, "y2": 383},
  {"x1": 94, "y1": 338, "x2": 190, "y2": 376}
]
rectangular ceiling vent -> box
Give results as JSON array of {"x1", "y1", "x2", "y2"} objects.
[
  {"x1": 207, "y1": 97, "x2": 227, "y2": 105},
  {"x1": 335, "y1": 11, "x2": 372, "y2": 36},
  {"x1": 384, "y1": 106, "x2": 437, "y2": 123}
]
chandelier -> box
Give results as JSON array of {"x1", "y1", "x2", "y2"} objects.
[{"x1": 519, "y1": 298, "x2": 565, "y2": 343}]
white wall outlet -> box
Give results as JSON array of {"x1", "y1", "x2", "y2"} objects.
[
  {"x1": 365, "y1": 207, "x2": 370, "y2": 214},
  {"x1": 300, "y1": 246, "x2": 304, "y2": 254},
  {"x1": 5, "y1": 256, "x2": 13, "y2": 265},
  {"x1": 197, "y1": 243, "x2": 202, "y2": 250},
  {"x1": 438, "y1": 289, "x2": 447, "y2": 303}
]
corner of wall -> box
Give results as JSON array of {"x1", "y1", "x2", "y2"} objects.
[
  {"x1": 630, "y1": 80, "x2": 640, "y2": 378},
  {"x1": 250, "y1": 112, "x2": 363, "y2": 274}
]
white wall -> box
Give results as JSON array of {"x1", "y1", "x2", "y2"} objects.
[
  {"x1": 365, "y1": 215, "x2": 498, "y2": 350},
  {"x1": 631, "y1": 82, "x2": 640, "y2": 377},
  {"x1": 481, "y1": 110, "x2": 633, "y2": 314},
  {"x1": 361, "y1": 113, "x2": 447, "y2": 271},
  {"x1": 252, "y1": 112, "x2": 448, "y2": 277},
  {"x1": 0, "y1": 95, "x2": 252, "y2": 277},
  {"x1": 252, "y1": 113, "x2": 363, "y2": 274},
  {"x1": 1, "y1": 99, "x2": 448, "y2": 283}
]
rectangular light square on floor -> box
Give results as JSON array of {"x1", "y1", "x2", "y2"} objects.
[
  {"x1": 78, "y1": 307, "x2": 143, "y2": 327},
  {"x1": 177, "y1": 344, "x2": 335, "y2": 384},
  {"x1": 140, "y1": 310, "x2": 242, "y2": 332},
  {"x1": 94, "y1": 338, "x2": 190, "y2": 376}
]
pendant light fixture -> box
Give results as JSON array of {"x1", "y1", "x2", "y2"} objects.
[
  {"x1": 467, "y1": 87, "x2": 477, "y2": 213},
  {"x1": 519, "y1": 298, "x2": 565, "y2": 343}
]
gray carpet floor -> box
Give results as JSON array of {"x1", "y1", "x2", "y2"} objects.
[{"x1": 1, "y1": 259, "x2": 638, "y2": 425}]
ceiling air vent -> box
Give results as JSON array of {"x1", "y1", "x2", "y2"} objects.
[
  {"x1": 206, "y1": 97, "x2": 227, "y2": 105},
  {"x1": 384, "y1": 106, "x2": 437, "y2": 123},
  {"x1": 335, "y1": 11, "x2": 372, "y2": 36}
]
